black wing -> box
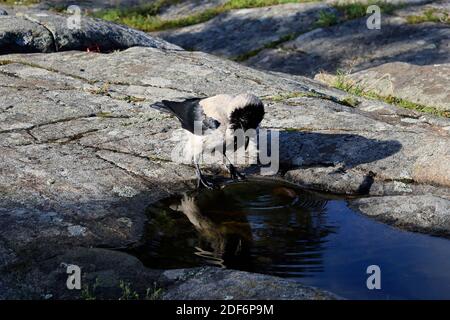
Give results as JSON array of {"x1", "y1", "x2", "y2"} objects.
[{"x1": 151, "y1": 98, "x2": 220, "y2": 135}]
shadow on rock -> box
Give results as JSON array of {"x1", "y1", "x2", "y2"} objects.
[
  {"x1": 277, "y1": 130, "x2": 402, "y2": 170},
  {"x1": 157, "y1": 3, "x2": 332, "y2": 58},
  {"x1": 247, "y1": 16, "x2": 450, "y2": 77}
]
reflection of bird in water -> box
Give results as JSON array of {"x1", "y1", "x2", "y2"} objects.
[
  {"x1": 171, "y1": 194, "x2": 253, "y2": 268},
  {"x1": 166, "y1": 181, "x2": 334, "y2": 276}
]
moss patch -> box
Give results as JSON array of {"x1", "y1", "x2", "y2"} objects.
[
  {"x1": 333, "y1": 0, "x2": 401, "y2": 20},
  {"x1": 235, "y1": 0, "x2": 407, "y2": 61},
  {"x1": 0, "y1": 60, "x2": 14, "y2": 66},
  {"x1": 0, "y1": 0, "x2": 39, "y2": 5},
  {"x1": 91, "y1": 0, "x2": 316, "y2": 32},
  {"x1": 406, "y1": 8, "x2": 449, "y2": 24},
  {"x1": 331, "y1": 70, "x2": 450, "y2": 118},
  {"x1": 265, "y1": 91, "x2": 317, "y2": 102},
  {"x1": 315, "y1": 9, "x2": 338, "y2": 27}
]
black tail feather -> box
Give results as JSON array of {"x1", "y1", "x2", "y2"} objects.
[{"x1": 150, "y1": 98, "x2": 218, "y2": 134}]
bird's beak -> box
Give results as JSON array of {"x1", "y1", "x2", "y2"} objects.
[{"x1": 239, "y1": 122, "x2": 250, "y2": 150}]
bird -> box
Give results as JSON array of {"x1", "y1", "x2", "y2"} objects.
[{"x1": 151, "y1": 93, "x2": 265, "y2": 189}]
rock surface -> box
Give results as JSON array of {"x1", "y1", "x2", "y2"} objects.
[
  {"x1": 154, "y1": 2, "x2": 336, "y2": 58},
  {"x1": 246, "y1": 14, "x2": 450, "y2": 77},
  {"x1": 1, "y1": 46, "x2": 449, "y2": 300},
  {"x1": 161, "y1": 267, "x2": 339, "y2": 300},
  {"x1": 1, "y1": 1, "x2": 450, "y2": 299},
  {"x1": 340, "y1": 62, "x2": 450, "y2": 111},
  {"x1": 0, "y1": 8, "x2": 180, "y2": 54},
  {"x1": 158, "y1": 0, "x2": 228, "y2": 20},
  {"x1": 144, "y1": 0, "x2": 450, "y2": 115},
  {"x1": 394, "y1": 0, "x2": 450, "y2": 18},
  {"x1": 349, "y1": 195, "x2": 450, "y2": 237},
  {"x1": 36, "y1": 0, "x2": 228, "y2": 18},
  {"x1": 36, "y1": 0, "x2": 150, "y2": 11},
  {"x1": 0, "y1": 247, "x2": 162, "y2": 299}
]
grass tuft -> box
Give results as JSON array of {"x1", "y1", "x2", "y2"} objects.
[
  {"x1": 81, "y1": 278, "x2": 100, "y2": 300},
  {"x1": 235, "y1": 0, "x2": 406, "y2": 61},
  {"x1": 0, "y1": 0, "x2": 39, "y2": 5},
  {"x1": 332, "y1": 70, "x2": 450, "y2": 118},
  {"x1": 119, "y1": 280, "x2": 140, "y2": 300},
  {"x1": 315, "y1": 10, "x2": 338, "y2": 27},
  {"x1": 333, "y1": 0, "x2": 401, "y2": 20},
  {"x1": 406, "y1": 8, "x2": 449, "y2": 24},
  {"x1": 0, "y1": 60, "x2": 14, "y2": 66},
  {"x1": 265, "y1": 91, "x2": 317, "y2": 102},
  {"x1": 91, "y1": 0, "x2": 315, "y2": 32}
]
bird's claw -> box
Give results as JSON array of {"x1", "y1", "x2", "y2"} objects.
[
  {"x1": 227, "y1": 164, "x2": 246, "y2": 181},
  {"x1": 197, "y1": 176, "x2": 217, "y2": 190}
]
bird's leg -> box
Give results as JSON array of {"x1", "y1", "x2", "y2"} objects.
[
  {"x1": 223, "y1": 153, "x2": 246, "y2": 180},
  {"x1": 195, "y1": 162, "x2": 215, "y2": 190}
]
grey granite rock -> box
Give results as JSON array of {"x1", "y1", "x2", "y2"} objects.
[
  {"x1": 394, "y1": 0, "x2": 450, "y2": 18},
  {"x1": 0, "y1": 45, "x2": 449, "y2": 299},
  {"x1": 349, "y1": 195, "x2": 450, "y2": 237},
  {"x1": 161, "y1": 267, "x2": 340, "y2": 300},
  {"x1": 36, "y1": 0, "x2": 151, "y2": 11},
  {"x1": 154, "y1": 2, "x2": 337, "y2": 58},
  {"x1": 0, "y1": 16, "x2": 55, "y2": 53},
  {"x1": 344, "y1": 62, "x2": 450, "y2": 112},
  {"x1": 246, "y1": 15, "x2": 450, "y2": 77},
  {"x1": 0, "y1": 247, "x2": 163, "y2": 299},
  {"x1": 158, "y1": 0, "x2": 228, "y2": 20},
  {"x1": 0, "y1": 9, "x2": 180, "y2": 54}
]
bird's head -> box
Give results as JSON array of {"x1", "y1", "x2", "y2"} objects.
[
  {"x1": 228, "y1": 94, "x2": 265, "y2": 150},
  {"x1": 228, "y1": 94, "x2": 265, "y2": 132}
]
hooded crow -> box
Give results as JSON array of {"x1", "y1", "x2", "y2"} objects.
[{"x1": 151, "y1": 93, "x2": 265, "y2": 189}]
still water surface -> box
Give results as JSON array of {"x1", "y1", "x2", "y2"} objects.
[{"x1": 129, "y1": 179, "x2": 450, "y2": 299}]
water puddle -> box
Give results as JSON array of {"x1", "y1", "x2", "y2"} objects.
[{"x1": 128, "y1": 179, "x2": 450, "y2": 299}]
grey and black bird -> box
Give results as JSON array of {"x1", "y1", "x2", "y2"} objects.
[{"x1": 151, "y1": 93, "x2": 265, "y2": 189}]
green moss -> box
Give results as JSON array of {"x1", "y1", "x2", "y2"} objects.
[
  {"x1": 93, "y1": 5, "x2": 219, "y2": 32},
  {"x1": 265, "y1": 90, "x2": 360, "y2": 108},
  {"x1": 91, "y1": 0, "x2": 403, "y2": 32},
  {"x1": 340, "y1": 95, "x2": 360, "y2": 108},
  {"x1": 95, "y1": 111, "x2": 113, "y2": 118},
  {"x1": 332, "y1": 70, "x2": 449, "y2": 118},
  {"x1": 235, "y1": 1, "x2": 407, "y2": 62},
  {"x1": 0, "y1": 0, "x2": 39, "y2": 5},
  {"x1": 225, "y1": 0, "x2": 314, "y2": 9},
  {"x1": 91, "y1": 0, "x2": 315, "y2": 32},
  {"x1": 406, "y1": 8, "x2": 449, "y2": 24},
  {"x1": 315, "y1": 10, "x2": 338, "y2": 27},
  {"x1": 265, "y1": 91, "x2": 316, "y2": 102},
  {"x1": 333, "y1": 0, "x2": 401, "y2": 20},
  {"x1": 383, "y1": 95, "x2": 450, "y2": 117}
]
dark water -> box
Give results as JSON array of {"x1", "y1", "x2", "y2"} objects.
[{"x1": 129, "y1": 179, "x2": 450, "y2": 300}]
